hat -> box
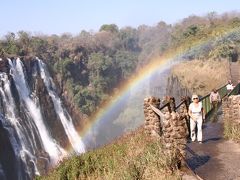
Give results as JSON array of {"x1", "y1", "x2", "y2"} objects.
[{"x1": 192, "y1": 94, "x2": 199, "y2": 101}]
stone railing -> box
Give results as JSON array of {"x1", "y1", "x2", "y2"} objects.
[
  {"x1": 222, "y1": 95, "x2": 240, "y2": 123},
  {"x1": 143, "y1": 96, "x2": 190, "y2": 166},
  {"x1": 143, "y1": 97, "x2": 162, "y2": 137}
]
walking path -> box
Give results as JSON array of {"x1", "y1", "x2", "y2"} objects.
[
  {"x1": 185, "y1": 110, "x2": 240, "y2": 180},
  {"x1": 230, "y1": 62, "x2": 240, "y2": 85}
]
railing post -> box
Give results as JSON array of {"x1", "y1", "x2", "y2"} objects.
[{"x1": 169, "y1": 97, "x2": 176, "y2": 112}]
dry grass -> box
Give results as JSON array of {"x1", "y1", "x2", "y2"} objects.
[
  {"x1": 36, "y1": 127, "x2": 182, "y2": 180},
  {"x1": 224, "y1": 120, "x2": 240, "y2": 142},
  {"x1": 172, "y1": 59, "x2": 230, "y2": 96}
]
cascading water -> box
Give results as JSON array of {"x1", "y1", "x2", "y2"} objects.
[
  {"x1": 0, "y1": 57, "x2": 85, "y2": 179},
  {"x1": 37, "y1": 58, "x2": 85, "y2": 153},
  {"x1": 8, "y1": 58, "x2": 66, "y2": 163},
  {"x1": 0, "y1": 162, "x2": 6, "y2": 180},
  {"x1": 0, "y1": 112, "x2": 24, "y2": 179},
  {"x1": 0, "y1": 73, "x2": 39, "y2": 178}
]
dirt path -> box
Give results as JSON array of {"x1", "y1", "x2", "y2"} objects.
[{"x1": 185, "y1": 113, "x2": 240, "y2": 180}]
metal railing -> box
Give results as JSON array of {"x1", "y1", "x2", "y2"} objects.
[
  {"x1": 159, "y1": 84, "x2": 229, "y2": 116},
  {"x1": 159, "y1": 97, "x2": 190, "y2": 112},
  {"x1": 228, "y1": 83, "x2": 240, "y2": 96},
  {"x1": 159, "y1": 83, "x2": 239, "y2": 118},
  {"x1": 199, "y1": 84, "x2": 228, "y2": 118}
]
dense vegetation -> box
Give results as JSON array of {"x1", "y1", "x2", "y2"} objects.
[{"x1": 1, "y1": 12, "x2": 240, "y2": 115}]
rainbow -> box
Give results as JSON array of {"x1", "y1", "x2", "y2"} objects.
[
  {"x1": 80, "y1": 53, "x2": 174, "y2": 138},
  {"x1": 78, "y1": 26, "x2": 240, "y2": 146}
]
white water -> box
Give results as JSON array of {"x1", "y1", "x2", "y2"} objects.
[
  {"x1": 0, "y1": 162, "x2": 6, "y2": 180},
  {"x1": 8, "y1": 58, "x2": 66, "y2": 164},
  {"x1": 37, "y1": 58, "x2": 85, "y2": 153},
  {"x1": 0, "y1": 73, "x2": 39, "y2": 175},
  {"x1": 0, "y1": 111, "x2": 24, "y2": 178}
]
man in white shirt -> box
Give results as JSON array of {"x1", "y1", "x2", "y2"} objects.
[{"x1": 226, "y1": 80, "x2": 234, "y2": 93}]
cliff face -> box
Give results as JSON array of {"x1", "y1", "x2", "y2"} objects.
[
  {"x1": 166, "y1": 75, "x2": 191, "y2": 103},
  {"x1": 48, "y1": 65, "x2": 88, "y2": 133},
  {"x1": 35, "y1": 76, "x2": 69, "y2": 148},
  {"x1": 0, "y1": 116, "x2": 23, "y2": 180}
]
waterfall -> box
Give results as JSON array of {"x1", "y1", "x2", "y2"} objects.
[
  {"x1": 0, "y1": 73, "x2": 39, "y2": 177},
  {"x1": 8, "y1": 58, "x2": 66, "y2": 163},
  {"x1": 0, "y1": 162, "x2": 6, "y2": 180},
  {"x1": 37, "y1": 58, "x2": 85, "y2": 153},
  {"x1": 0, "y1": 57, "x2": 86, "y2": 179},
  {"x1": 0, "y1": 113, "x2": 23, "y2": 179}
]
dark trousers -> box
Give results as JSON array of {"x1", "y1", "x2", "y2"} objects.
[{"x1": 211, "y1": 101, "x2": 219, "y2": 122}]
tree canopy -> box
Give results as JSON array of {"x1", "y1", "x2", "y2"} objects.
[{"x1": 1, "y1": 12, "x2": 240, "y2": 115}]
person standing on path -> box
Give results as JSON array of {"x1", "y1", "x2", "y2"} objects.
[
  {"x1": 210, "y1": 88, "x2": 221, "y2": 122},
  {"x1": 226, "y1": 80, "x2": 234, "y2": 94},
  {"x1": 188, "y1": 94, "x2": 205, "y2": 144}
]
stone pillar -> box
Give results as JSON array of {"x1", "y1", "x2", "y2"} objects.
[
  {"x1": 223, "y1": 95, "x2": 240, "y2": 123},
  {"x1": 179, "y1": 96, "x2": 191, "y2": 138},
  {"x1": 143, "y1": 97, "x2": 161, "y2": 137},
  {"x1": 143, "y1": 96, "x2": 189, "y2": 167},
  {"x1": 162, "y1": 110, "x2": 188, "y2": 164}
]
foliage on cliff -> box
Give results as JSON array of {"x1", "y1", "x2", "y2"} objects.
[
  {"x1": 1, "y1": 12, "x2": 240, "y2": 115},
  {"x1": 36, "y1": 128, "x2": 182, "y2": 180}
]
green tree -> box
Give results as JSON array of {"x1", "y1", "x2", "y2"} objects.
[
  {"x1": 115, "y1": 50, "x2": 138, "y2": 79},
  {"x1": 100, "y1": 24, "x2": 119, "y2": 33},
  {"x1": 17, "y1": 31, "x2": 31, "y2": 55},
  {"x1": 4, "y1": 32, "x2": 19, "y2": 55}
]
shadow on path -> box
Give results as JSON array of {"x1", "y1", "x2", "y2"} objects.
[
  {"x1": 185, "y1": 112, "x2": 240, "y2": 180},
  {"x1": 186, "y1": 146, "x2": 210, "y2": 171},
  {"x1": 203, "y1": 137, "x2": 222, "y2": 143}
]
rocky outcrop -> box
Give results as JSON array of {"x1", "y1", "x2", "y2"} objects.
[
  {"x1": 0, "y1": 59, "x2": 9, "y2": 73},
  {"x1": 50, "y1": 66, "x2": 88, "y2": 132},
  {"x1": 35, "y1": 76, "x2": 70, "y2": 148},
  {"x1": 166, "y1": 75, "x2": 191, "y2": 103},
  {"x1": 61, "y1": 89, "x2": 88, "y2": 131},
  {"x1": 143, "y1": 97, "x2": 161, "y2": 137},
  {"x1": 222, "y1": 95, "x2": 240, "y2": 123},
  {"x1": 0, "y1": 115, "x2": 28, "y2": 180}
]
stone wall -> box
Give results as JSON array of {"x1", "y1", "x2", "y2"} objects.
[
  {"x1": 166, "y1": 75, "x2": 191, "y2": 103},
  {"x1": 161, "y1": 104, "x2": 189, "y2": 162},
  {"x1": 143, "y1": 97, "x2": 161, "y2": 137},
  {"x1": 143, "y1": 96, "x2": 189, "y2": 166},
  {"x1": 222, "y1": 95, "x2": 240, "y2": 123}
]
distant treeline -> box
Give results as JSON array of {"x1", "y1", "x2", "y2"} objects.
[{"x1": 1, "y1": 12, "x2": 240, "y2": 115}]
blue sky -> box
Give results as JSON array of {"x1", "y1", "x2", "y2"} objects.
[{"x1": 0, "y1": 0, "x2": 239, "y2": 36}]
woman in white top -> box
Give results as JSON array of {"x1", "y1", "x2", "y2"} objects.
[{"x1": 188, "y1": 94, "x2": 205, "y2": 144}]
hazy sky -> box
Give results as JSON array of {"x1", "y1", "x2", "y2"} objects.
[{"x1": 0, "y1": 0, "x2": 239, "y2": 36}]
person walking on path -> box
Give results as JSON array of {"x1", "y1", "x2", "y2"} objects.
[
  {"x1": 226, "y1": 80, "x2": 234, "y2": 94},
  {"x1": 188, "y1": 94, "x2": 205, "y2": 144},
  {"x1": 210, "y1": 88, "x2": 221, "y2": 122}
]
